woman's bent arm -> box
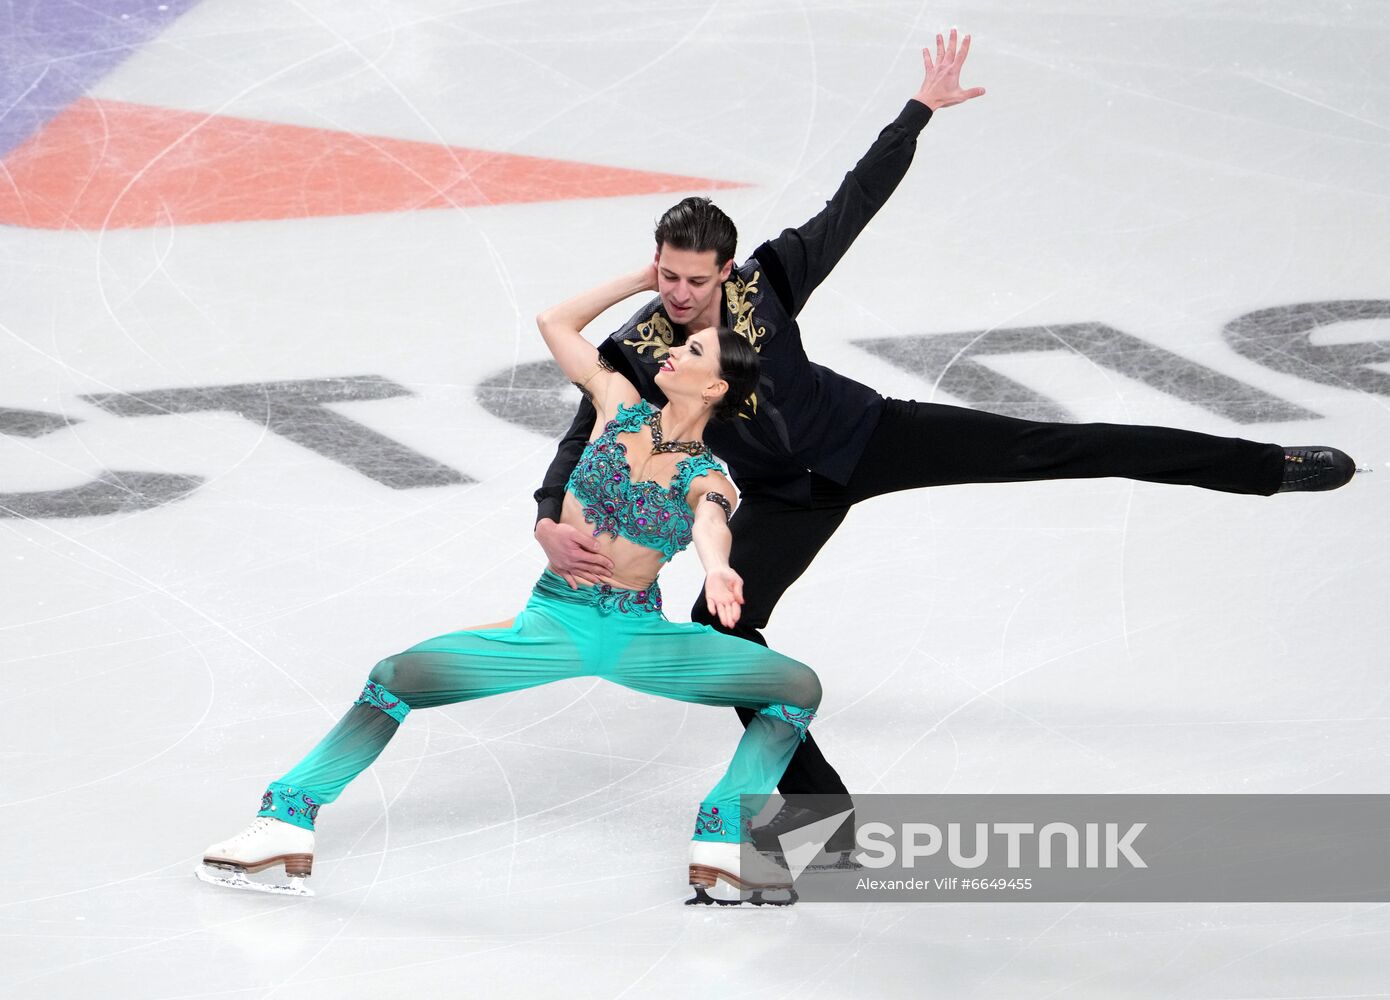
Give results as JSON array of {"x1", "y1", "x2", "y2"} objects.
[{"x1": 535, "y1": 266, "x2": 656, "y2": 412}]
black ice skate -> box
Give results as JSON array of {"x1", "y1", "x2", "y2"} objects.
[
  {"x1": 195, "y1": 816, "x2": 315, "y2": 896},
  {"x1": 751, "y1": 803, "x2": 859, "y2": 872},
  {"x1": 1278, "y1": 447, "x2": 1357, "y2": 492},
  {"x1": 686, "y1": 841, "x2": 798, "y2": 906}
]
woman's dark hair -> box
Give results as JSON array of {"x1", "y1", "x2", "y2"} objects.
[
  {"x1": 712, "y1": 326, "x2": 760, "y2": 421},
  {"x1": 655, "y1": 197, "x2": 738, "y2": 266}
]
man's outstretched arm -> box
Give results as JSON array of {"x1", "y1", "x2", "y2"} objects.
[{"x1": 756, "y1": 30, "x2": 985, "y2": 317}]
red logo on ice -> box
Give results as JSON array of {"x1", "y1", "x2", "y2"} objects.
[{"x1": 0, "y1": 98, "x2": 743, "y2": 230}]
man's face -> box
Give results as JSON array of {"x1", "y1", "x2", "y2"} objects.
[{"x1": 654, "y1": 245, "x2": 732, "y2": 326}]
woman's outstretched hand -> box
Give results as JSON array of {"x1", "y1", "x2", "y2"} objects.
[{"x1": 705, "y1": 567, "x2": 745, "y2": 628}]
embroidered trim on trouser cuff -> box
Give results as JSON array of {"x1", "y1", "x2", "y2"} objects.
[
  {"x1": 693, "y1": 802, "x2": 742, "y2": 843},
  {"x1": 355, "y1": 681, "x2": 411, "y2": 723},
  {"x1": 759, "y1": 703, "x2": 816, "y2": 741},
  {"x1": 258, "y1": 782, "x2": 321, "y2": 831}
]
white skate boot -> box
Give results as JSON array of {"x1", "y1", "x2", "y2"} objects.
[
  {"x1": 686, "y1": 840, "x2": 797, "y2": 906},
  {"x1": 195, "y1": 817, "x2": 315, "y2": 896}
]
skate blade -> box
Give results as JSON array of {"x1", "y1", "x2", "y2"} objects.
[
  {"x1": 195, "y1": 865, "x2": 314, "y2": 897},
  {"x1": 758, "y1": 848, "x2": 860, "y2": 873},
  {"x1": 685, "y1": 884, "x2": 797, "y2": 907},
  {"x1": 801, "y1": 851, "x2": 861, "y2": 873}
]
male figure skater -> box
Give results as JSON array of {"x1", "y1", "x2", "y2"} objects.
[{"x1": 531, "y1": 31, "x2": 1355, "y2": 854}]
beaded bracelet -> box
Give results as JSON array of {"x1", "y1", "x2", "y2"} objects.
[{"x1": 703, "y1": 491, "x2": 733, "y2": 522}]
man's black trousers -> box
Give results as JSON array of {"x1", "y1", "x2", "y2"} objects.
[{"x1": 690, "y1": 398, "x2": 1285, "y2": 798}]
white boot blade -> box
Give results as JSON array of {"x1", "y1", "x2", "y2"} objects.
[
  {"x1": 687, "y1": 870, "x2": 797, "y2": 907},
  {"x1": 195, "y1": 864, "x2": 314, "y2": 897},
  {"x1": 705, "y1": 876, "x2": 748, "y2": 904}
]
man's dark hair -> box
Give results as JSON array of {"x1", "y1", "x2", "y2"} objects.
[
  {"x1": 713, "y1": 326, "x2": 759, "y2": 421},
  {"x1": 654, "y1": 197, "x2": 738, "y2": 267}
]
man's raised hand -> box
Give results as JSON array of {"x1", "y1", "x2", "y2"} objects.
[{"x1": 914, "y1": 29, "x2": 985, "y2": 111}]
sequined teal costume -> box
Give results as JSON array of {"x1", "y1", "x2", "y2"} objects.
[{"x1": 258, "y1": 401, "x2": 820, "y2": 844}]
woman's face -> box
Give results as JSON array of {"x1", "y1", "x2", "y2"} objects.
[{"x1": 654, "y1": 326, "x2": 725, "y2": 406}]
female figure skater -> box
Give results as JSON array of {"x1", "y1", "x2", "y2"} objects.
[{"x1": 197, "y1": 265, "x2": 821, "y2": 905}]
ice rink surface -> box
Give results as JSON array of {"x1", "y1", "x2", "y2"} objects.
[{"x1": 3, "y1": 1, "x2": 1388, "y2": 997}]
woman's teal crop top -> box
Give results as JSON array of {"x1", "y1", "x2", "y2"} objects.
[{"x1": 565, "y1": 400, "x2": 724, "y2": 562}]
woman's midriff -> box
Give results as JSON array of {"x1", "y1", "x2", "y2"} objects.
[{"x1": 559, "y1": 494, "x2": 667, "y2": 591}]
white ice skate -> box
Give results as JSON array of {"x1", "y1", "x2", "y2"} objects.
[
  {"x1": 195, "y1": 817, "x2": 315, "y2": 896},
  {"x1": 686, "y1": 840, "x2": 797, "y2": 906}
]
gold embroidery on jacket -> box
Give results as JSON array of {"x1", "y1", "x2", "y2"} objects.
[
  {"x1": 725, "y1": 271, "x2": 765, "y2": 417},
  {"x1": 724, "y1": 271, "x2": 767, "y2": 351},
  {"x1": 623, "y1": 312, "x2": 675, "y2": 358}
]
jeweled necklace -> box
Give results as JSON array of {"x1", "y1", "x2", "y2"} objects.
[{"x1": 646, "y1": 408, "x2": 709, "y2": 457}]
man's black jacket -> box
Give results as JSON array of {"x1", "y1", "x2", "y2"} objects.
[{"x1": 535, "y1": 100, "x2": 933, "y2": 518}]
